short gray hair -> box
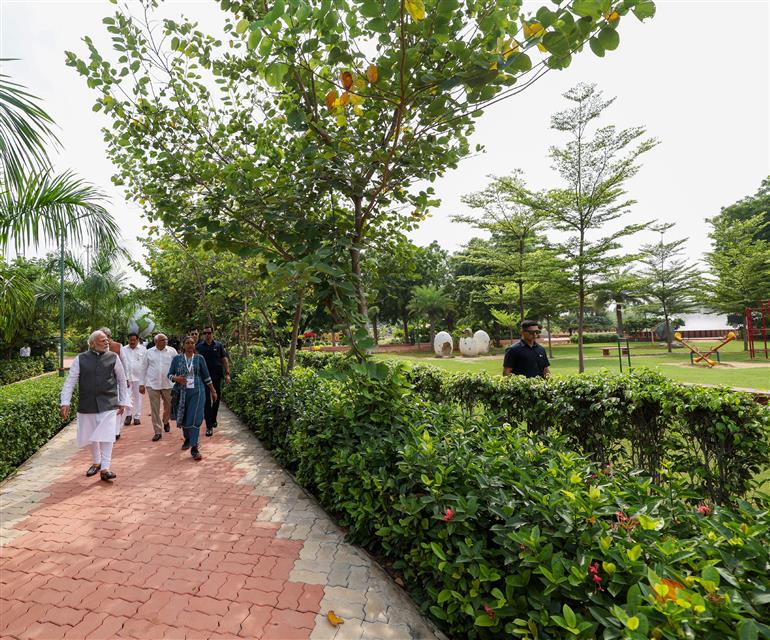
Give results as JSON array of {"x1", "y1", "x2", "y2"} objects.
[
  {"x1": 98, "y1": 326, "x2": 112, "y2": 338},
  {"x1": 154, "y1": 333, "x2": 168, "y2": 343},
  {"x1": 88, "y1": 330, "x2": 107, "y2": 347}
]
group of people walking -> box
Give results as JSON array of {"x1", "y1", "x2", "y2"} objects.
[{"x1": 60, "y1": 325, "x2": 230, "y2": 481}]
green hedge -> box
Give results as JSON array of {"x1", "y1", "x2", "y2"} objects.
[
  {"x1": 277, "y1": 352, "x2": 770, "y2": 503},
  {"x1": 0, "y1": 358, "x2": 45, "y2": 385},
  {"x1": 225, "y1": 357, "x2": 770, "y2": 639},
  {"x1": 409, "y1": 365, "x2": 770, "y2": 503},
  {"x1": 0, "y1": 375, "x2": 77, "y2": 481},
  {"x1": 570, "y1": 333, "x2": 620, "y2": 344}
]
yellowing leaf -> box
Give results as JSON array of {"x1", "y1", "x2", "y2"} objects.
[
  {"x1": 626, "y1": 616, "x2": 640, "y2": 631},
  {"x1": 327, "y1": 610, "x2": 344, "y2": 626},
  {"x1": 522, "y1": 21, "x2": 545, "y2": 40},
  {"x1": 627, "y1": 544, "x2": 642, "y2": 562},
  {"x1": 340, "y1": 71, "x2": 353, "y2": 90},
  {"x1": 405, "y1": 0, "x2": 426, "y2": 21},
  {"x1": 638, "y1": 514, "x2": 664, "y2": 531},
  {"x1": 325, "y1": 90, "x2": 338, "y2": 110},
  {"x1": 339, "y1": 91, "x2": 351, "y2": 106},
  {"x1": 353, "y1": 104, "x2": 363, "y2": 115},
  {"x1": 350, "y1": 92, "x2": 364, "y2": 106},
  {"x1": 366, "y1": 64, "x2": 378, "y2": 83},
  {"x1": 606, "y1": 11, "x2": 620, "y2": 22}
]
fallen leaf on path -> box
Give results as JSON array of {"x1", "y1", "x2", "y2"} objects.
[{"x1": 327, "y1": 610, "x2": 345, "y2": 626}]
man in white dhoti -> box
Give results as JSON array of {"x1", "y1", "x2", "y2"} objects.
[
  {"x1": 100, "y1": 327, "x2": 132, "y2": 441},
  {"x1": 122, "y1": 332, "x2": 146, "y2": 426},
  {"x1": 60, "y1": 330, "x2": 130, "y2": 482}
]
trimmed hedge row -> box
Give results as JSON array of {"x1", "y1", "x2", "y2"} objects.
[
  {"x1": 570, "y1": 333, "x2": 620, "y2": 344},
  {"x1": 0, "y1": 357, "x2": 45, "y2": 385},
  {"x1": 225, "y1": 357, "x2": 770, "y2": 640},
  {"x1": 0, "y1": 375, "x2": 77, "y2": 481},
  {"x1": 293, "y1": 351, "x2": 770, "y2": 503}
]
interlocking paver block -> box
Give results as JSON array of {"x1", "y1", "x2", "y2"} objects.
[{"x1": 0, "y1": 404, "x2": 442, "y2": 640}]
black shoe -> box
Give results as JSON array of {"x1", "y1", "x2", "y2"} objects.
[
  {"x1": 205, "y1": 427, "x2": 213, "y2": 437},
  {"x1": 133, "y1": 418, "x2": 141, "y2": 425},
  {"x1": 181, "y1": 439, "x2": 191, "y2": 450},
  {"x1": 100, "y1": 469, "x2": 116, "y2": 482},
  {"x1": 163, "y1": 423, "x2": 170, "y2": 432},
  {"x1": 86, "y1": 464, "x2": 101, "y2": 477},
  {"x1": 191, "y1": 447, "x2": 202, "y2": 461},
  {"x1": 123, "y1": 416, "x2": 132, "y2": 426},
  {"x1": 152, "y1": 434, "x2": 162, "y2": 442},
  {"x1": 115, "y1": 434, "x2": 121, "y2": 441}
]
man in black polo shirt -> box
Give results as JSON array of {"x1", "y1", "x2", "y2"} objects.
[
  {"x1": 503, "y1": 320, "x2": 551, "y2": 379},
  {"x1": 196, "y1": 325, "x2": 231, "y2": 437}
]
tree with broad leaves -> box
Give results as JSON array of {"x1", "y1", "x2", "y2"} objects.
[
  {"x1": 638, "y1": 223, "x2": 699, "y2": 353},
  {"x1": 511, "y1": 83, "x2": 656, "y2": 372},
  {"x1": 66, "y1": 0, "x2": 656, "y2": 348},
  {"x1": 408, "y1": 284, "x2": 453, "y2": 347},
  {"x1": 703, "y1": 214, "x2": 770, "y2": 351}
]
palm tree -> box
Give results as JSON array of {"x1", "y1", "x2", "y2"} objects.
[
  {"x1": 592, "y1": 268, "x2": 647, "y2": 338},
  {"x1": 0, "y1": 65, "x2": 119, "y2": 367},
  {"x1": 0, "y1": 65, "x2": 118, "y2": 254},
  {"x1": 408, "y1": 285, "x2": 453, "y2": 346}
]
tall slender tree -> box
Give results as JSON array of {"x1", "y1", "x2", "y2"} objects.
[
  {"x1": 513, "y1": 83, "x2": 656, "y2": 371},
  {"x1": 639, "y1": 223, "x2": 699, "y2": 352}
]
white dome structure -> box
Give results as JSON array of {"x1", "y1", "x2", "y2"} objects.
[
  {"x1": 473, "y1": 329, "x2": 491, "y2": 354},
  {"x1": 459, "y1": 335, "x2": 479, "y2": 357},
  {"x1": 433, "y1": 331, "x2": 453, "y2": 357},
  {"x1": 127, "y1": 307, "x2": 156, "y2": 339}
]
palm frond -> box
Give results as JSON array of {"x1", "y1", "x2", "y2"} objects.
[
  {"x1": 0, "y1": 263, "x2": 34, "y2": 342},
  {"x1": 0, "y1": 169, "x2": 118, "y2": 253},
  {"x1": 0, "y1": 64, "x2": 58, "y2": 184}
]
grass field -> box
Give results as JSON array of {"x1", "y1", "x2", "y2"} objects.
[{"x1": 377, "y1": 339, "x2": 770, "y2": 390}]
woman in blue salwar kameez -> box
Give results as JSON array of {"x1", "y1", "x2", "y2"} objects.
[{"x1": 167, "y1": 336, "x2": 217, "y2": 460}]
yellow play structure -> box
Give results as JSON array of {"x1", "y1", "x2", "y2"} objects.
[{"x1": 674, "y1": 331, "x2": 737, "y2": 367}]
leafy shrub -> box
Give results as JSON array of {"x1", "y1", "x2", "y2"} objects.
[
  {"x1": 403, "y1": 366, "x2": 770, "y2": 503},
  {"x1": 226, "y1": 358, "x2": 770, "y2": 639},
  {"x1": 0, "y1": 358, "x2": 45, "y2": 385},
  {"x1": 0, "y1": 375, "x2": 77, "y2": 481},
  {"x1": 570, "y1": 332, "x2": 620, "y2": 344}
]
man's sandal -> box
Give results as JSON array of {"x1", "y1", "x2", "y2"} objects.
[{"x1": 86, "y1": 464, "x2": 101, "y2": 477}]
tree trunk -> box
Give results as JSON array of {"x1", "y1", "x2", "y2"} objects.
[
  {"x1": 428, "y1": 320, "x2": 435, "y2": 347},
  {"x1": 546, "y1": 315, "x2": 553, "y2": 358},
  {"x1": 349, "y1": 195, "x2": 370, "y2": 326},
  {"x1": 402, "y1": 315, "x2": 410, "y2": 344},
  {"x1": 665, "y1": 312, "x2": 672, "y2": 353},
  {"x1": 518, "y1": 280, "x2": 525, "y2": 324},
  {"x1": 577, "y1": 285, "x2": 586, "y2": 373},
  {"x1": 615, "y1": 303, "x2": 624, "y2": 338},
  {"x1": 287, "y1": 292, "x2": 304, "y2": 372},
  {"x1": 372, "y1": 315, "x2": 379, "y2": 344}
]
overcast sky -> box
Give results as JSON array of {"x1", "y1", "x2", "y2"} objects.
[{"x1": 2, "y1": 0, "x2": 768, "y2": 285}]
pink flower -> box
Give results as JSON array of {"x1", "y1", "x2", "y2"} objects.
[
  {"x1": 442, "y1": 508, "x2": 455, "y2": 522},
  {"x1": 483, "y1": 603, "x2": 496, "y2": 619},
  {"x1": 697, "y1": 504, "x2": 712, "y2": 516}
]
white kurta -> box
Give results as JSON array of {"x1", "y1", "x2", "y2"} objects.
[{"x1": 60, "y1": 352, "x2": 129, "y2": 447}]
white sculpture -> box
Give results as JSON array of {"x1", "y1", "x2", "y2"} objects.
[
  {"x1": 459, "y1": 329, "x2": 479, "y2": 357},
  {"x1": 127, "y1": 307, "x2": 156, "y2": 339},
  {"x1": 473, "y1": 329, "x2": 491, "y2": 354},
  {"x1": 433, "y1": 331, "x2": 453, "y2": 357}
]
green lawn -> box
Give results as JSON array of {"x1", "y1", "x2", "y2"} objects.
[{"x1": 377, "y1": 339, "x2": 770, "y2": 391}]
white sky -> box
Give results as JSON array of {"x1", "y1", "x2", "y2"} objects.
[{"x1": 2, "y1": 0, "x2": 769, "y2": 286}]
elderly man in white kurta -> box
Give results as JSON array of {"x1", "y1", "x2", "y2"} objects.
[
  {"x1": 140, "y1": 333, "x2": 177, "y2": 441},
  {"x1": 122, "y1": 332, "x2": 146, "y2": 426},
  {"x1": 60, "y1": 330, "x2": 130, "y2": 482}
]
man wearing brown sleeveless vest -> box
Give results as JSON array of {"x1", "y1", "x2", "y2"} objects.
[{"x1": 60, "y1": 330, "x2": 130, "y2": 481}]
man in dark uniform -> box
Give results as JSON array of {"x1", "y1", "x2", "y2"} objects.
[
  {"x1": 503, "y1": 320, "x2": 551, "y2": 379},
  {"x1": 196, "y1": 324, "x2": 230, "y2": 437}
]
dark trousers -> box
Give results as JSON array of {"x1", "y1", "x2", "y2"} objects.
[{"x1": 204, "y1": 377, "x2": 223, "y2": 429}]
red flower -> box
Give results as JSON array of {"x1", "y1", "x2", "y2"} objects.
[
  {"x1": 588, "y1": 562, "x2": 600, "y2": 575},
  {"x1": 483, "y1": 603, "x2": 496, "y2": 618},
  {"x1": 588, "y1": 562, "x2": 604, "y2": 591},
  {"x1": 697, "y1": 504, "x2": 712, "y2": 516},
  {"x1": 442, "y1": 508, "x2": 455, "y2": 522}
]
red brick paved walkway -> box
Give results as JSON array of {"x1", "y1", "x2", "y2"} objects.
[{"x1": 0, "y1": 402, "x2": 441, "y2": 640}]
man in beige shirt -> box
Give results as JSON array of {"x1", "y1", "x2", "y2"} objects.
[{"x1": 140, "y1": 333, "x2": 177, "y2": 440}]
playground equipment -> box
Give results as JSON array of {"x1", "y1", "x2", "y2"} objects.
[
  {"x1": 745, "y1": 300, "x2": 769, "y2": 359},
  {"x1": 674, "y1": 331, "x2": 736, "y2": 367}
]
